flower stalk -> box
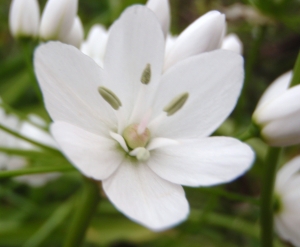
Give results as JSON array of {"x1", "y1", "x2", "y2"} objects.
[
  {"x1": 260, "y1": 147, "x2": 281, "y2": 247},
  {"x1": 63, "y1": 177, "x2": 100, "y2": 247},
  {"x1": 290, "y1": 51, "x2": 300, "y2": 87}
]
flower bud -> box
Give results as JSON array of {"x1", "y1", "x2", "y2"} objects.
[
  {"x1": 39, "y1": 0, "x2": 78, "y2": 41},
  {"x1": 9, "y1": 0, "x2": 40, "y2": 39},
  {"x1": 60, "y1": 16, "x2": 84, "y2": 48},
  {"x1": 253, "y1": 71, "x2": 300, "y2": 146},
  {"x1": 221, "y1": 34, "x2": 243, "y2": 54}
]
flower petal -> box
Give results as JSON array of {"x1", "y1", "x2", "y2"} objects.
[
  {"x1": 51, "y1": 121, "x2": 122, "y2": 180},
  {"x1": 146, "y1": 0, "x2": 170, "y2": 38},
  {"x1": 164, "y1": 11, "x2": 225, "y2": 71},
  {"x1": 221, "y1": 34, "x2": 243, "y2": 54},
  {"x1": 102, "y1": 161, "x2": 189, "y2": 231},
  {"x1": 39, "y1": 0, "x2": 78, "y2": 41},
  {"x1": 103, "y1": 6, "x2": 165, "y2": 122},
  {"x1": 275, "y1": 213, "x2": 300, "y2": 246},
  {"x1": 254, "y1": 71, "x2": 292, "y2": 119},
  {"x1": 80, "y1": 24, "x2": 108, "y2": 67},
  {"x1": 60, "y1": 16, "x2": 84, "y2": 48},
  {"x1": 276, "y1": 156, "x2": 300, "y2": 192},
  {"x1": 147, "y1": 137, "x2": 254, "y2": 187},
  {"x1": 261, "y1": 109, "x2": 300, "y2": 146},
  {"x1": 255, "y1": 85, "x2": 300, "y2": 125},
  {"x1": 151, "y1": 50, "x2": 244, "y2": 139},
  {"x1": 34, "y1": 41, "x2": 116, "y2": 135},
  {"x1": 9, "y1": 0, "x2": 40, "y2": 38}
]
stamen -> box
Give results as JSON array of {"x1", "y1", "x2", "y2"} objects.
[
  {"x1": 98, "y1": 86, "x2": 122, "y2": 110},
  {"x1": 140, "y1": 63, "x2": 151, "y2": 85},
  {"x1": 129, "y1": 147, "x2": 150, "y2": 161},
  {"x1": 163, "y1": 92, "x2": 189, "y2": 116},
  {"x1": 110, "y1": 131, "x2": 129, "y2": 152}
]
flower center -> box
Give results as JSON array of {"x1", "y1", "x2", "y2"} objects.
[{"x1": 123, "y1": 123, "x2": 151, "y2": 149}]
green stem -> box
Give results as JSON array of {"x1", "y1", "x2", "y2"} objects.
[
  {"x1": 236, "y1": 123, "x2": 260, "y2": 142},
  {"x1": 63, "y1": 177, "x2": 100, "y2": 247},
  {"x1": 23, "y1": 199, "x2": 74, "y2": 247},
  {"x1": 290, "y1": 50, "x2": 300, "y2": 87},
  {"x1": 20, "y1": 40, "x2": 43, "y2": 102},
  {"x1": 260, "y1": 147, "x2": 281, "y2": 247},
  {"x1": 0, "y1": 165, "x2": 75, "y2": 179},
  {"x1": 0, "y1": 123, "x2": 59, "y2": 155}
]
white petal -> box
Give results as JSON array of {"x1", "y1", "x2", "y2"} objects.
[
  {"x1": 164, "y1": 11, "x2": 225, "y2": 71},
  {"x1": 9, "y1": 0, "x2": 40, "y2": 38},
  {"x1": 221, "y1": 34, "x2": 243, "y2": 54},
  {"x1": 261, "y1": 109, "x2": 300, "y2": 146},
  {"x1": 255, "y1": 85, "x2": 300, "y2": 124},
  {"x1": 39, "y1": 0, "x2": 78, "y2": 41},
  {"x1": 81, "y1": 24, "x2": 108, "y2": 67},
  {"x1": 34, "y1": 41, "x2": 116, "y2": 135},
  {"x1": 151, "y1": 50, "x2": 244, "y2": 139},
  {"x1": 19, "y1": 120, "x2": 58, "y2": 150},
  {"x1": 103, "y1": 6, "x2": 165, "y2": 122},
  {"x1": 51, "y1": 121, "x2": 122, "y2": 180},
  {"x1": 147, "y1": 137, "x2": 179, "y2": 151},
  {"x1": 276, "y1": 156, "x2": 300, "y2": 192},
  {"x1": 275, "y1": 213, "x2": 300, "y2": 246},
  {"x1": 147, "y1": 137, "x2": 254, "y2": 186},
  {"x1": 146, "y1": 0, "x2": 170, "y2": 38},
  {"x1": 254, "y1": 71, "x2": 292, "y2": 116},
  {"x1": 102, "y1": 161, "x2": 189, "y2": 231},
  {"x1": 60, "y1": 16, "x2": 84, "y2": 48}
]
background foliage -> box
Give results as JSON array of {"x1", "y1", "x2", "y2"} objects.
[{"x1": 0, "y1": 0, "x2": 300, "y2": 246}]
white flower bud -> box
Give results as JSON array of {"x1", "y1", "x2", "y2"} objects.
[
  {"x1": 221, "y1": 34, "x2": 243, "y2": 54},
  {"x1": 39, "y1": 0, "x2": 78, "y2": 41},
  {"x1": 60, "y1": 16, "x2": 84, "y2": 48},
  {"x1": 9, "y1": 0, "x2": 40, "y2": 39},
  {"x1": 253, "y1": 71, "x2": 300, "y2": 146}
]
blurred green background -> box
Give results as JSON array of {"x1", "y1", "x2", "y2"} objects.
[{"x1": 0, "y1": 0, "x2": 300, "y2": 246}]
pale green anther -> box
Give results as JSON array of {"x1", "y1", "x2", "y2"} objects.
[
  {"x1": 98, "y1": 86, "x2": 122, "y2": 110},
  {"x1": 140, "y1": 64, "x2": 151, "y2": 85},
  {"x1": 136, "y1": 148, "x2": 150, "y2": 161},
  {"x1": 163, "y1": 92, "x2": 189, "y2": 116}
]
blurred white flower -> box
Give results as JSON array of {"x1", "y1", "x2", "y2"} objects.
[
  {"x1": 9, "y1": 0, "x2": 40, "y2": 38},
  {"x1": 0, "y1": 103, "x2": 20, "y2": 170},
  {"x1": 274, "y1": 155, "x2": 300, "y2": 246},
  {"x1": 221, "y1": 34, "x2": 243, "y2": 54},
  {"x1": 39, "y1": 0, "x2": 79, "y2": 43},
  {"x1": 0, "y1": 104, "x2": 60, "y2": 187},
  {"x1": 35, "y1": 6, "x2": 254, "y2": 230},
  {"x1": 253, "y1": 71, "x2": 300, "y2": 146},
  {"x1": 9, "y1": 115, "x2": 60, "y2": 187},
  {"x1": 60, "y1": 16, "x2": 84, "y2": 48},
  {"x1": 80, "y1": 24, "x2": 108, "y2": 67}
]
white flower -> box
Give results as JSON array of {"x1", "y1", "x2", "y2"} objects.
[
  {"x1": 0, "y1": 103, "x2": 20, "y2": 169},
  {"x1": 9, "y1": 115, "x2": 60, "y2": 187},
  {"x1": 221, "y1": 34, "x2": 243, "y2": 54},
  {"x1": 60, "y1": 16, "x2": 84, "y2": 48},
  {"x1": 274, "y1": 156, "x2": 300, "y2": 246},
  {"x1": 9, "y1": 0, "x2": 40, "y2": 38},
  {"x1": 34, "y1": 6, "x2": 254, "y2": 230},
  {"x1": 80, "y1": 24, "x2": 108, "y2": 67},
  {"x1": 39, "y1": 0, "x2": 78, "y2": 42},
  {"x1": 253, "y1": 71, "x2": 300, "y2": 146}
]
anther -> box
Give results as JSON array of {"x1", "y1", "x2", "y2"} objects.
[
  {"x1": 140, "y1": 64, "x2": 151, "y2": 85},
  {"x1": 163, "y1": 92, "x2": 189, "y2": 116},
  {"x1": 98, "y1": 86, "x2": 122, "y2": 110},
  {"x1": 130, "y1": 147, "x2": 150, "y2": 161}
]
